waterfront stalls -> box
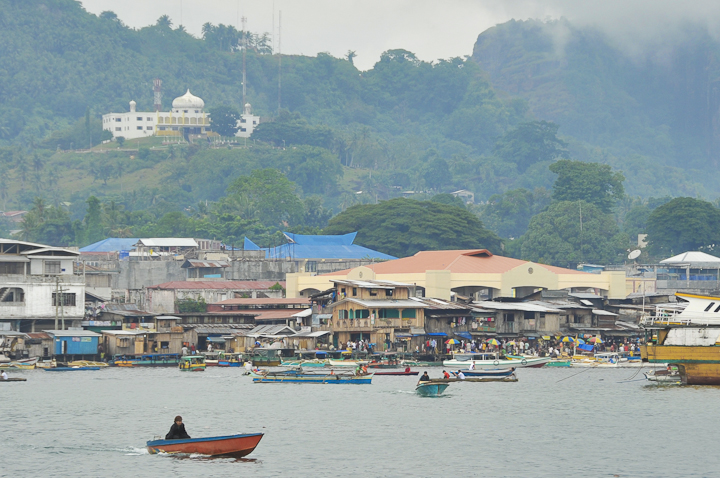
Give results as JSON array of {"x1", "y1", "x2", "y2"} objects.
[{"x1": 45, "y1": 330, "x2": 100, "y2": 360}]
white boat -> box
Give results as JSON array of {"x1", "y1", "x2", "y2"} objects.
[
  {"x1": 443, "y1": 352, "x2": 551, "y2": 369},
  {"x1": 644, "y1": 368, "x2": 682, "y2": 383},
  {"x1": 327, "y1": 359, "x2": 369, "y2": 367},
  {"x1": 571, "y1": 352, "x2": 649, "y2": 368}
]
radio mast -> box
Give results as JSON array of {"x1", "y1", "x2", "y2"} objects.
[{"x1": 242, "y1": 16, "x2": 247, "y2": 106}]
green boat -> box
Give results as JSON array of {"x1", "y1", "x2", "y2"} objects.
[{"x1": 544, "y1": 359, "x2": 572, "y2": 367}]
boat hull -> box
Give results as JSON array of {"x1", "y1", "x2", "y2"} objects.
[
  {"x1": 43, "y1": 367, "x2": 100, "y2": 371},
  {"x1": 253, "y1": 373, "x2": 373, "y2": 384},
  {"x1": 147, "y1": 433, "x2": 263, "y2": 457},
  {"x1": 459, "y1": 368, "x2": 515, "y2": 377},
  {"x1": 374, "y1": 371, "x2": 419, "y2": 376},
  {"x1": 416, "y1": 382, "x2": 449, "y2": 396},
  {"x1": 443, "y1": 357, "x2": 550, "y2": 369},
  {"x1": 642, "y1": 344, "x2": 720, "y2": 385},
  {"x1": 1, "y1": 378, "x2": 27, "y2": 382}
]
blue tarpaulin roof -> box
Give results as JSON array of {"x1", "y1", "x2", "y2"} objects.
[
  {"x1": 243, "y1": 232, "x2": 396, "y2": 260},
  {"x1": 80, "y1": 238, "x2": 140, "y2": 252},
  {"x1": 455, "y1": 332, "x2": 472, "y2": 340},
  {"x1": 577, "y1": 344, "x2": 594, "y2": 352},
  {"x1": 427, "y1": 332, "x2": 448, "y2": 337}
]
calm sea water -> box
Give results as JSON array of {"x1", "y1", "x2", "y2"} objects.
[{"x1": 1, "y1": 365, "x2": 717, "y2": 478}]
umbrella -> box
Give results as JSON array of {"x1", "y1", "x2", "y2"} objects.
[
  {"x1": 486, "y1": 338, "x2": 499, "y2": 346},
  {"x1": 506, "y1": 341, "x2": 517, "y2": 345},
  {"x1": 561, "y1": 336, "x2": 575, "y2": 343},
  {"x1": 445, "y1": 339, "x2": 460, "y2": 344},
  {"x1": 589, "y1": 336, "x2": 604, "y2": 344},
  {"x1": 575, "y1": 338, "x2": 586, "y2": 345}
]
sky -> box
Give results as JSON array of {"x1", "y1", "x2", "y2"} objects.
[{"x1": 80, "y1": 1, "x2": 720, "y2": 70}]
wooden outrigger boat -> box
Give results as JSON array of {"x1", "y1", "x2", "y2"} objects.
[
  {"x1": 374, "y1": 370, "x2": 419, "y2": 376},
  {"x1": 1, "y1": 377, "x2": 27, "y2": 382},
  {"x1": 251, "y1": 369, "x2": 373, "y2": 384},
  {"x1": 147, "y1": 432, "x2": 264, "y2": 457},
  {"x1": 415, "y1": 381, "x2": 449, "y2": 396},
  {"x1": 44, "y1": 366, "x2": 101, "y2": 371},
  {"x1": 458, "y1": 368, "x2": 515, "y2": 377},
  {"x1": 111, "y1": 353, "x2": 181, "y2": 367},
  {"x1": 437, "y1": 374, "x2": 518, "y2": 383},
  {"x1": 444, "y1": 352, "x2": 550, "y2": 369},
  {"x1": 179, "y1": 355, "x2": 206, "y2": 372},
  {"x1": 0, "y1": 357, "x2": 39, "y2": 370}
]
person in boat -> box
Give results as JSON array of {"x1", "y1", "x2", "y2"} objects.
[
  {"x1": 1, "y1": 370, "x2": 8, "y2": 380},
  {"x1": 457, "y1": 371, "x2": 466, "y2": 380},
  {"x1": 404, "y1": 366, "x2": 411, "y2": 373},
  {"x1": 469, "y1": 360, "x2": 476, "y2": 370},
  {"x1": 166, "y1": 416, "x2": 190, "y2": 440},
  {"x1": 442, "y1": 370, "x2": 450, "y2": 379},
  {"x1": 418, "y1": 371, "x2": 430, "y2": 383}
]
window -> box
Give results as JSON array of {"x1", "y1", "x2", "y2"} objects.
[
  {"x1": 0, "y1": 262, "x2": 24, "y2": 275},
  {"x1": 45, "y1": 261, "x2": 61, "y2": 274},
  {"x1": 52, "y1": 293, "x2": 76, "y2": 307},
  {"x1": 147, "y1": 117, "x2": 152, "y2": 121},
  {"x1": 705, "y1": 302, "x2": 715, "y2": 312},
  {"x1": 115, "y1": 118, "x2": 122, "y2": 122},
  {"x1": 504, "y1": 313, "x2": 514, "y2": 322},
  {"x1": 341, "y1": 288, "x2": 346, "y2": 296},
  {"x1": 160, "y1": 341, "x2": 169, "y2": 349},
  {"x1": 184, "y1": 110, "x2": 188, "y2": 113},
  {"x1": 137, "y1": 117, "x2": 142, "y2": 121},
  {"x1": 369, "y1": 289, "x2": 377, "y2": 296},
  {"x1": 195, "y1": 110, "x2": 199, "y2": 113},
  {"x1": 385, "y1": 289, "x2": 393, "y2": 297},
  {"x1": 714, "y1": 304, "x2": 720, "y2": 313},
  {"x1": 349, "y1": 309, "x2": 355, "y2": 319},
  {"x1": 401, "y1": 309, "x2": 416, "y2": 319},
  {"x1": 305, "y1": 261, "x2": 317, "y2": 273},
  {"x1": 0, "y1": 287, "x2": 24, "y2": 303},
  {"x1": 356, "y1": 309, "x2": 369, "y2": 319},
  {"x1": 146, "y1": 126, "x2": 153, "y2": 130},
  {"x1": 352, "y1": 288, "x2": 357, "y2": 296},
  {"x1": 115, "y1": 127, "x2": 121, "y2": 131},
  {"x1": 379, "y1": 309, "x2": 399, "y2": 319},
  {"x1": 137, "y1": 126, "x2": 142, "y2": 130},
  {"x1": 338, "y1": 310, "x2": 348, "y2": 320}
]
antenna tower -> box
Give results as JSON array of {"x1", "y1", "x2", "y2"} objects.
[
  {"x1": 278, "y1": 10, "x2": 282, "y2": 114},
  {"x1": 242, "y1": 16, "x2": 247, "y2": 106},
  {"x1": 153, "y1": 79, "x2": 163, "y2": 112}
]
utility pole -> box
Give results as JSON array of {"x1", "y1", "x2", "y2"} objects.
[{"x1": 55, "y1": 277, "x2": 59, "y2": 330}]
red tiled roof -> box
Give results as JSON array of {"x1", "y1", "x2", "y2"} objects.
[
  {"x1": 27, "y1": 332, "x2": 52, "y2": 339},
  {"x1": 253, "y1": 309, "x2": 305, "y2": 321},
  {"x1": 324, "y1": 249, "x2": 588, "y2": 276},
  {"x1": 147, "y1": 281, "x2": 285, "y2": 290}
]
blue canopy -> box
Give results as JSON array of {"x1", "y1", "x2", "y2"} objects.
[
  {"x1": 80, "y1": 238, "x2": 139, "y2": 252},
  {"x1": 243, "y1": 232, "x2": 396, "y2": 260},
  {"x1": 455, "y1": 332, "x2": 472, "y2": 340},
  {"x1": 427, "y1": 333, "x2": 447, "y2": 337},
  {"x1": 577, "y1": 344, "x2": 594, "y2": 352}
]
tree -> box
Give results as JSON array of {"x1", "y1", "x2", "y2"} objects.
[
  {"x1": 430, "y1": 193, "x2": 465, "y2": 209},
  {"x1": 83, "y1": 196, "x2": 105, "y2": 245},
  {"x1": 323, "y1": 198, "x2": 502, "y2": 257},
  {"x1": 549, "y1": 160, "x2": 625, "y2": 212},
  {"x1": 480, "y1": 188, "x2": 551, "y2": 239},
  {"x1": 421, "y1": 152, "x2": 452, "y2": 191},
  {"x1": 208, "y1": 105, "x2": 241, "y2": 137},
  {"x1": 494, "y1": 121, "x2": 567, "y2": 172},
  {"x1": 519, "y1": 200, "x2": 627, "y2": 267},
  {"x1": 225, "y1": 169, "x2": 304, "y2": 227},
  {"x1": 646, "y1": 197, "x2": 720, "y2": 256},
  {"x1": 346, "y1": 50, "x2": 357, "y2": 65}
]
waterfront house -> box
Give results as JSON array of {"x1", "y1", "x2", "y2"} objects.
[
  {"x1": 45, "y1": 329, "x2": 100, "y2": 360},
  {"x1": 208, "y1": 297, "x2": 311, "y2": 326},
  {"x1": 0, "y1": 239, "x2": 86, "y2": 332}
]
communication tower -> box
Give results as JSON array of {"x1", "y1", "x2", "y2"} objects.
[
  {"x1": 153, "y1": 78, "x2": 163, "y2": 112},
  {"x1": 242, "y1": 16, "x2": 247, "y2": 106}
]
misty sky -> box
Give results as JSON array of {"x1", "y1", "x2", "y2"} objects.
[{"x1": 80, "y1": 0, "x2": 720, "y2": 70}]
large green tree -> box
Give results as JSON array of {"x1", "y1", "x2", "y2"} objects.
[
  {"x1": 494, "y1": 121, "x2": 567, "y2": 172},
  {"x1": 323, "y1": 198, "x2": 502, "y2": 257},
  {"x1": 208, "y1": 105, "x2": 241, "y2": 137},
  {"x1": 480, "y1": 188, "x2": 551, "y2": 239},
  {"x1": 225, "y1": 168, "x2": 304, "y2": 227},
  {"x1": 646, "y1": 197, "x2": 720, "y2": 256},
  {"x1": 549, "y1": 160, "x2": 625, "y2": 212},
  {"x1": 519, "y1": 200, "x2": 626, "y2": 267}
]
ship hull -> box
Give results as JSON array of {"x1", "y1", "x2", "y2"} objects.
[{"x1": 641, "y1": 344, "x2": 720, "y2": 385}]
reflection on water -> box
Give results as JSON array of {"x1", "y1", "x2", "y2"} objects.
[{"x1": 1, "y1": 366, "x2": 718, "y2": 477}]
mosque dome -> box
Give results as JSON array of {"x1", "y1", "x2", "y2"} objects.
[{"x1": 172, "y1": 89, "x2": 205, "y2": 109}]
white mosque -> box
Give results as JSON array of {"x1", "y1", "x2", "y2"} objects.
[{"x1": 102, "y1": 89, "x2": 260, "y2": 141}]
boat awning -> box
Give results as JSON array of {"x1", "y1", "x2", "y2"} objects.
[
  {"x1": 410, "y1": 327, "x2": 426, "y2": 336},
  {"x1": 577, "y1": 344, "x2": 594, "y2": 352},
  {"x1": 207, "y1": 337, "x2": 228, "y2": 343},
  {"x1": 455, "y1": 332, "x2": 472, "y2": 340},
  {"x1": 395, "y1": 333, "x2": 412, "y2": 338},
  {"x1": 592, "y1": 309, "x2": 618, "y2": 316},
  {"x1": 426, "y1": 332, "x2": 447, "y2": 337}
]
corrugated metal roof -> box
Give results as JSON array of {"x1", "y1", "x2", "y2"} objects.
[
  {"x1": 247, "y1": 325, "x2": 298, "y2": 336},
  {"x1": 244, "y1": 232, "x2": 396, "y2": 260},
  {"x1": 213, "y1": 297, "x2": 308, "y2": 306},
  {"x1": 27, "y1": 332, "x2": 52, "y2": 339},
  {"x1": 45, "y1": 329, "x2": 101, "y2": 337},
  {"x1": 254, "y1": 310, "x2": 303, "y2": 321},
  {"x1": 473, "y1": 301, "x2": 563, "y2": 313},
  {"x1": 331, "y1": 279, "x2": 414, "y2": 289},
  {"x1": 79, "y1": 238, "x2": 139, "y2": 252},
  {"x1": 135, "y1": 238, "x2": 198, "y2": 248},
  {"x1": 148, "y1": 281, "x2": 285, "y2": 290},
  {"x1": 181, "y1": 260, "x2": 229, "y2": 268}
]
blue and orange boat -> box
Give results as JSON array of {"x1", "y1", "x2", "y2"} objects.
[{"x1": 146, "y1": 433, "x2": 263, "y2": 457}]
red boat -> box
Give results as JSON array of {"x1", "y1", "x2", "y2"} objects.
[
  {"x1": 146, "y1": 433, "x2": 263, "y2": 457},
  {"x1": 373, "y1": 371, "x2": 419, "y2": 376}
]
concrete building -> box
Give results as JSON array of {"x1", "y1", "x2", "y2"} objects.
[
  {"x1": 208, "y1": 297, "x2": 311, "y2": 326},
  {"x1": 0, "y1": 239, "x2": 86, "y2": 332},
  {"x1": 102, "y1": 90, "x2": 260, "y2": 140},
  {"x1": 288, "y1": 249, "x2": 627, "y2": 301}
]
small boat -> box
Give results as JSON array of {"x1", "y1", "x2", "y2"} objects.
[
  {"x1": 67, "y1": 360, "x2": 109, "y2": 368},
  {"x1": 459, "y1": 368, "x2": 515, "y2": 377},
  {"x1": 374, "y1": 370, "x2": 419, "y2": 376},
  {"x1": 0, "y1": 357, "x2": 39, "y2": 370},
  {"x1": 443, "y1": 352, "x2": 551, "y2": 369},
  {"x1": 110, "y1": 353, "x2": 181, "y2": 367},
  {"x1": 217, "y1": 353, "x2": 244, "y2": 367},
  {"x1": 252, "y1": 370, "x2": 373, "y2": 384},
  {"x1": 1, "y1": 377, "x2": 27, "y2": 382},
  {"x1": 415, "y1": 381, "x2": 450, "y2": 397},
  {"x1": 644, "y1": 367, "x2": 683, "y2": 384},
  {"x1": 146, "y1": 432, "x2": 264, "y2": 457},
  {"x1": 437, "y1": 374, "x2": 518, "y2": 383},
  {"x1": 44, "y1": 366, "x2": 101, "y2": 371},
  {"x1": 179, "y1": 355, "x2": 206, "y2": 372}
]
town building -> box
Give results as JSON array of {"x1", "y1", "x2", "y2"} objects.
[
  {"x1": 208, "y1": 297, "x2": 311, "y2": 326},
  {"x1": 288, "y1": 249, "x2": 627, "y2": 301},
  {"x1": 101, "y1": 90, "x2": 260, "y2": 140},
  {"x1": 0, "y1": 239, "x2": 86, "y2": 332}
]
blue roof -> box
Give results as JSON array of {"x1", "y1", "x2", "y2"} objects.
[
  {"x1": 80, "y1": 238, "x2": 139, "y2": 252},
  {"x1": 243, "y1": 232, "x2": 396, "y2": 260}
]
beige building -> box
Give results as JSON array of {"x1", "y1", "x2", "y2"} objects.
[{"x1": 288, "y1": 249, "x2": 626, "y2": 301}]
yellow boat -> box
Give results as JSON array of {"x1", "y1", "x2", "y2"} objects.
[
  {"x1": 641, "y1": 292, "x2": 720, "y2": 385},
  {"x1": 179, "y1": 355, "x2": 206, "y2": 372}
]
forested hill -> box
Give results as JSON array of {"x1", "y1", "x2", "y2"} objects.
[{"x1": 472, "y1": 19, "x2": 720, "y2": 186}]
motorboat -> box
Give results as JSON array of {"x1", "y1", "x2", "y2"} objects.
[
  {"x1": 179, "y1": 355, "x2": 206, "y2": 372},
  {"x1": 373, "y1": 370, "x2": 419, "y2": 376},
  {"x1": 571, "y1": 352, "x2": 647, "y2": 368},
  {"x1": 147, "y1": 433, "x2": 264, "y2": 457},
  {"x1": 415, "y1": 382, "x2": 449, "y2": 397},
  {"x1": 251, "y1": 369, "x2": 373, "y2": 384},
  {"x1": 443, "y1": 352, "x2": 550, "y2": 369},
  {"x1": 644, "y1": 368, "x2": 682, "y2": 384},
  {"x1": 458, "y1": 368, "x2": 515, "y2": 377}
]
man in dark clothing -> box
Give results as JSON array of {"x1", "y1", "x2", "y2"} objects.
[
  {"x1": 166, "y1": 415, "x2": 191, "y2": 440},
  {"x1": 418, "y1": 371, "x2": 430, "y2": 383}
]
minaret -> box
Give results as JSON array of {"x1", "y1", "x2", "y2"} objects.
[{"x1": 153, "y1": 79, "x2": 163, "y2": 112}]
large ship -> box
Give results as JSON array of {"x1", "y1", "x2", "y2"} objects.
[{"x1": 641, "y1": 292, "x2": 720, "y2": 385}]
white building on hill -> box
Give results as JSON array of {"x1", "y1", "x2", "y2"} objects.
[{"x1": 102, "y1": 90, "x2": 259, "y2": 141}]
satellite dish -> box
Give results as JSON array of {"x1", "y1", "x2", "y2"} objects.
[{"x1": 628, "y1": 249, "x2": 641, "y2": 260}]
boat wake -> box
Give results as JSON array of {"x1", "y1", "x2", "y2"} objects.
[{"x1": 122, "y1": 446, "x2": 150, "y2": 455}]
